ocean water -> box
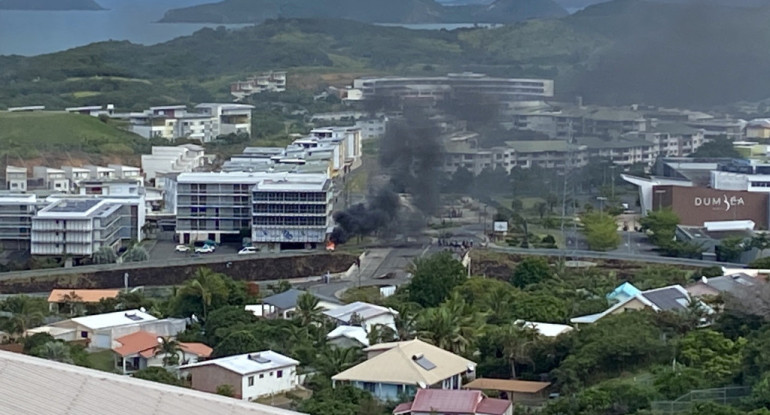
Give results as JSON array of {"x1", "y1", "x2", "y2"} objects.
[{"x1": 0, "y1": 0, "x2": 250, "y2": 56}]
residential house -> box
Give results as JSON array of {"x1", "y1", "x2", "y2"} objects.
[
  {"x1": 746, "y1": 119, "x2": 770, "y2": 140},
  {"x1": 0, "y1": 350, "x2": 303, "y2": 415},
  {"x1": 112, "y1": 330, "x2": 212, "y2": 374},
  {"x1": 47, "y1": 289, "x2": 121, "y2": 315},
  {"x1": 27, "y1": 309, "x2": 158, "y2": 348},
  {"x1": 141, "y1": 144, "x2": 206, "y2": 183},
  {"x1": 32, "y1": 166, "x2": 69, "y2": 192},
  {"x1": 84, "y1": 165, "x2": 116, "y2": 181},
  {"x1": 181, "y1": 351, "x2": 300, "y2": 401},
  {"x1": 570, "y1": 284, "x2": 712, "y2": 325},
  {"x1": 62, "y1": 166, "x2": 91, "y2": 187},
  {"x1": 464, "y1": 378, "x2": 551, "y2": 407},
  {"x1": 5, "y1": 166, "x2": 27, "y2": 192},
  {"x1": 327, "y1": 325, "x2": 370, "y2": 348},
  {"x1": 332, "y1": 339, "x2": 477, "y2": 401},
  {"x1": 686, "y1": 273, "x2": 764, "y2": 299},
  {"x1": 323, "y1": 301, "x2": 398, "y2": 332},
  {"x1": 248, "y1": 289, "x2": 339, "y2": 319},
  {"x1": 231, "y1": 72, "x2": 287, "y2": 100},
  {"x1": 393, "y1": 389, "x2": 512, "y2": 415}
]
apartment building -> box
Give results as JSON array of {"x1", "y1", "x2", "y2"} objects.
[
  {"x1": 510, "y1": 103, "x2": 648, "y2": 140},
  {"x1": 625, "y1": 122, "x2": 705, "y2": 158},
  {"x1": 0, "y1": 194, "x2": 36, "y2": 250},
  {"x1": 746, "y1": 119, "x2": 770, "y2": 140},
  {"x1": 141, "y1": 144, "x2": 206, "y2": 183},
  {"x1": 230, "y1": 71, "x2": 287, "y2": 100},
  {"x1": 108, "y1": 164, "x2": 143, "y2": 184},
  {"x1": 351, "y1": 73, "x2": 554, "y2": 104},
  {"x1": 5, "y1": 166, "x2": 27, "y2": 192},
  {"x1": 195, "y1": 103, "x2": 254, "y2": 137},
  {"x1": 84, "y1": 165, "x2": 116, "y2": 181},
  {"x1": 62, "y1": 166, "x2": 91, "y2": 187},
  {"x1": 574, "y1": 137, "x2": 658, "y2": 166},
  {"x1": 685, "y1": 118, "x2": 746, "y2": 140},
  {"x1": 32, "y1": 167, "x2": 69, "y2": 192},
  {"x1": 174, "y1": 172, "x2": 332, "y2": 250},
  {"x1": 31, "y1": 199, "x2": 124, "y2": 257},
  {"x1": 124, "y1": 104, "x2": 253, "y2": 143}
]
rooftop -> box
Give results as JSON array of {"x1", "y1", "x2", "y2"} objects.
[
  {"x1": 464, "y1": 378, "x2": 551, "y2": 394},
  {"x1": 649, "y1": 122, "x2": 702, "y2": 135},
  {"x1": 0, "y1": 350, "x2": 301, "y2": 415},
  {"x1": 505, "y1": 140, "x2": 584, "y2": 153},
  {"x1": 323, "y1": 301, "x2": 398, "y2": 323},
  {"x1": 47, "y1": 289, "x2": 121, "y2": 304},
  {"x1": 327, "y1": 326, "x2": 370, "y2": 347},
  {"x1": 181, "y1": 350, "x2": 299, "y2": 376},
  {"x1": 575, "y1": 136, "x2": 653, "y2": 150},
  {"x1": 113, "y1": 330, "x2": 212, "y2": 359},
  {"x1": 68, "y1": 309, "x2": 157, "y2": 331}
]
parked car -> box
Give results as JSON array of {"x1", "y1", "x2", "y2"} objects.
[
  {"x1": 195, "y1": 245, "x2": 215, "y2": 254},
  {"x1": 238, "y1": 247, "x2": 257, "y2": 255},
  {"x1": 175, "y1": 245, "x2": 190, "y2": 253}
]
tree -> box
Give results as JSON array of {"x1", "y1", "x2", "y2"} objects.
[
  {"x1": 510, "y1": 257, "x2": 552, "y2": 288},
  {"x1": 416, "y1": 293, "x2": 485, "y2": 356},
  {"x1": 581, "y1": 212, "x2": 621, "y2": 251},
  {"x1": 132, "y1": 367, "x2": 182, "y2": 386},
  {"x1": 268, "y1": 280, "x2": 292, "y2": 294},
  {"x1": 2, "y1": 295, "x2": 46, "y2": 335},
  {"x1": 123, "y1": 246, "x2": 149, "y2": 262},
  {"x1": 174, "y1": 267, "x2": 229, "y2": 320},
  {"x1": 92, "y1": 246, "x2": 117, "y2": 264},
  {"x1": 32, "y1": 341, "x2": 73, "y2": 364},
  {"x1": 315, "y1": 346, "x2": 364, "y2": 379},
  {"x1": 491, "y1": 323, "x2": 540, "y2": 379},
  {"x1": 22, "y1": 332, "x2": 55, "y2": 353},
  {"x1": 59, "y1": 291, "x2": 83, "y2": 316},
  {"x1": 716, "y1": 237, "x2": 747, "y2": 263},
  {"x1": 155, "y1": 336, "x2": 182, "y2": 367},
  {"x1": 640, "y1": 209, "x2": 680, "y2": 247},
  {"x1": 677, "y1": 329, "x2": 745, "y2": 384},
  {"x1": 216, "y1": 384, "x2": 235, "y2": 397},
  {"x1": 295, "y1": 292, "x2": 323, "y2": 326},
  {"x1": 407, "y1": 251, "x2": 467, "y2": 307},
  {"x1": 204, "y1": 305, "x2": 258, "y2": 345},
  {"x1": 536, "y1": 201, "x2": 548, "y2": 219},
  {"x1": 212, "y1": 330, "x2": 262, "y2": 358},
  {"x1": 546, "y1": 193, "x2": 559, "y2": 213},
  {"x1": 691, "y1": 136, "x2": 741, "y2": 158}
]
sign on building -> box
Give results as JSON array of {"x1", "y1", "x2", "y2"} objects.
[{"x1": 493, "y1": 221, "x2": 509, "y2": 233}]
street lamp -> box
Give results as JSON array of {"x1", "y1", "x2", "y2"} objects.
[{"x1": 597, "y1": 196, "x2": 607, "y2": 215}]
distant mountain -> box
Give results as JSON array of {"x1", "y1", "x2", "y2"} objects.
[
  {"x1": 0, "y1": 0, "x2": 103, "y2": 10},
  {"x1": 159, "y1": 0, "x2": 567, "y2": 24}
]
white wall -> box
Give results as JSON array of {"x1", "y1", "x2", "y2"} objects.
[
  {"x1": 240, "y1": 365, "x2": 298, "y2": 401},
  {"x1": 362, "y1": 314, "x2": 396, "y2": 333}
]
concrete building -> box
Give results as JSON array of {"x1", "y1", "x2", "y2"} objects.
[
  {"x1": 84, "y1": 165, "x2": 116, "y2": 181},
  {"x1": 195, "y1": 103, "x2": 254, "y2": 137},
  {"x1": 174, "y1": 172, "x2": 332, "y2": 249},
  {"x1": 625, "y1": 122, "x2": 705, "y2": 158},
  {"x1": 509, "y1": 102, "x2": 648, "y2": 139},
  {"x1": 5, "y1": 166, "x2": 27, "y2": 192},
  {"x1": 108, "y1": 164, "x2": 142, "y2": 182},
  {"x1": 181, "y1": 351, "x2": 299, "y2": 401},
  {"x1": 32, "y1": 166, "x2": 69, "y2": 192},
  {"x1": 231, "y1": 71, "x2": 287, "y2": 100},
  {"x1": 62, "y1": 166, "x2": 91, "y2": 187},
  {"x1": 322, "y1": 301, "x2": 398, "y2": 333},
  {"x1": 65, "y1": 104, "x2": 114, "y2": 116},
  {"x1": 355, "y1": 117, "x2": 388, "y2": 139},
  {"x1": 746, "y1": 119, "x2": 770, "y2": 140},
  {"x1": 685, "y1": 118, "x2": 746, "y2": 140},
  {"x1": 31, "y1": 199, "x2": 124, "y2": 257},
  {"x1": 352, "y1": 73, "x2": 554, "y2": 104},
  {"x1": 141, "y1": 144, "x2": 206, "y2": 183},
  {"x1": 0, "y1": 193, "x2": 36, "y2": 250},
  {"x1": 651, "y1": 185, "x2": 769, "y2": 228},
  {"x1": 112, "y1": 330, "x2": 211, "y2": 374},
  {"x1": 574, "y1": 137, "x2": 658, "y2": 166}
]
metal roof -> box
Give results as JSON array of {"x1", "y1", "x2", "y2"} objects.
[
  {"x1": 0, "y1": 350, "x2": 303, "y2": 415},
  {"x1": 323, "y1": 301, "x2": 397, "y2": 323},
  {"x1": 181, "y1": 350, "x2": 299, "y2": 376},
  {"x1": 261, "y1": 289, "x2": 305, "y2": 310},
  {"x1": 68, "y1": 309, "x2": 157, "y2": 330}
]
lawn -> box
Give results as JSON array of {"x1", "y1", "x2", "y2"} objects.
[{"x1": 87, "y1": 349, "x2": 117, "y2": 373}]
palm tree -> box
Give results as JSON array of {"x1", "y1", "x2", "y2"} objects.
[
  {"x1": 3, "y1": 295, "x2": 46, "y2": 336},
  {"x1": 60, "y1": 291, "x2": 83, "y2": 316},
  {"x1": 316, "y1": 346, "x2": 363, "y2": 378},
  {"x1": 155, "y1": 336, "x2": 183, "y2": 366},
  {"x1": 295, "y1": 292, "x2": 323, "y2": 326},
  {"x1": 496, "y1": 323, "x2": 539, "y2": 379},
  {"x1": 416, "y1": 294, "x2": 485, "y2": 356},
  {"x1": 393, "y1": 308, "x2": 418, "y2": 341},
  {"x1": 367, "y1": 323, "x2": 398, "y2": 345},
  {"x1": 178, "y1": 268, "x2": 228, "y2": 320},
  {"x1": 36, "y1": 341, "x2": 73, "y2": 364}
]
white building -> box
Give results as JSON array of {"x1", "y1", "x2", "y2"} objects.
[
  {"x1": 323, "y1": 301, "x2": 398, "y2": 333},
  {"x1": 65, "y1": 104, "x2": 114, "y2": 117},
  {"x1": 84, "y1": 165, "x2": 116, "y2": 181},
  {"x1": 27, "y1": 309, "x2": 158, "y2": 349},
  {"x1": 0, "y1": 193, "x2": 36, "y2": 250},
  {"x1": 108, "y1": 164, "x2": 143, "y2": 185},
  {"x1": 355, "y1": 117, "x2": 388, "y2": 140},
  {"x1": 62, "y1": 166, "x2": 91, "y2": 187},
  {"x1": 32, "y1": 166, "x2": 69, "y2": 192},
  {"x1": 231, "y1": 72, "x2": 287, "y2": 100},
  {"x1": 195, "y1": 103, "x2": 254, "y2": 137},
  {"x1": 182, "y1": 351, "x2": 299, "y2": 401},
  {"x1": 5, "y1": 166, "x2": 27, "y2": 192},
  {"x1": 126, "y1": 104, "x2": 253, "y2": 142},
  {"x1": 141, "y1": 144, "x2": 206, "y2": 183}
]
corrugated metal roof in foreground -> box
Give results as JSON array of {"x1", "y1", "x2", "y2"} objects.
[{"x1": 0, "y1": 350, "x2": 304, "y2": 415}]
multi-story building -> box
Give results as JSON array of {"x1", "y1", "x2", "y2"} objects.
[
  {"x1": 108, "y1": 164, "x2": 143, "y2": 183},
  {"x1": 626, "y1": 122, "x2": 705, "y2": 158},
  {"x1": 31, "y1": 199, "x2": 124, "y2": 257},
  {"x1": 574, "y1": 137, "x2": 658, "y2": 166},
  {"x1": 230, "y1": 71, "x2": 287, "y2": 100},
  {"x1": 5, "y1": 166, "x2": 27, "y2": 192},
  {"x1": 84, "y1": 165, "x2": 116, "y2": 181},
  {"x1": 62, "y1": 166, "x2": 91, "y2": 187},
  {"x1": 32, "y1": 167, "x2": 69, "y2": 192},
  {"x1": 194, "y1": 103, "x2": 254, "y2": 137},
  {"x1": 746, "y1": 119, "x2": 770, "y2": 140},
  {"x1": 351, "y1": 73, "x2": 554, "y2": 105},
  {"x1": 174, "y1": 172, "x2": 332, "y2": 250},
  {"x1": 0, "y1": 194, "x2": 36, "y2": 250},
  {"x1": 141, "y1": 144, "x2": 206, "y2": 183},
  {"x1": 685, "y1": 118, "x2": 746, "y2": 140},
  {"x1": 65, "y1": 104, "x2": 114, "y2": 117},
  {"x1": 510, "y1": 103, "x2": 648, "y2": 140}
]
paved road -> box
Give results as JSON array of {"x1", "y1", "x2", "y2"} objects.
[{"x1": 488, "y1": 245, "x2": 733, "y2": 267}]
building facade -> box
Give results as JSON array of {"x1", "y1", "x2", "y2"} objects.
[
  {"x1": 5, "y1": 166, "x2": 27, "y2": 192},
  {"x1": 231, "y1": 72, "x2": 287, "y2": 100},
  {"x1": 0, "y1": 194, "x2": 36, "y2": 250},
  {"x1": 651, "y1": 185, "x2": 769, "y2": 228},
  {"x1": 31, "y1": 199, "x2": 124, "y2": 257}
]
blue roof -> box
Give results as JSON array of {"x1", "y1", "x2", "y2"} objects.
[{"x1": 606, "y1": 282, "x2": 641, "y2": 303}]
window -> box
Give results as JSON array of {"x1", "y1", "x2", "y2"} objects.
[
  {"x1": 259, "y1": 374, "x2": 264, "y2": 379},
  {"x1": 248, "y1": 376, "x2": 254, "y2": 386},
  {"x1": 269, "y1": 372, "x2": 273, "y2": 377},
  {"x1": 362, "y1": 382, "x2": 375, "y2": 392},
  {"x1": 277, "y1": 370, "x2": 283, "y2": 378},
  {"x1": 80, "y1": 331, "x2": 88, "y2": 338}
]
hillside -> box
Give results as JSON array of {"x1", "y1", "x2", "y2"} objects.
[
  {"x1": 0, "y1": 0, "x2": 103, "y2": 10},
  {"x1": 4, "y1": 0, "x2": 770, "y2": 108},
  {"x1": 159, "y1": 0, "x2": 566, "y2": 24},
  {"x1": 0, "y1": 112, "x2": 145, "y2": 165}
]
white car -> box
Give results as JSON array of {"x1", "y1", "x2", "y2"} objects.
[
  {"x1": 195, "y1": 245, "x2": 215, "y2": 254},
  {"x1": 238, "y1": 247, "x2": 257, "y2": 255},
  {"x1": 175, "y1": 245, "x2": 190, "y2": 253}
]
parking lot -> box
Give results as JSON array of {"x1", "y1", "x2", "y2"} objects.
[{"x1": 149, "y1": 240, "x2": 242, "y2": 262}]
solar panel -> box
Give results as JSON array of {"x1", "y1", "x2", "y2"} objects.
[
  {"x1": 248, "y1": 354, "x2": 271, "y2": 364},
  {"x1": 412, "y1": 354, "x2": 436, "y2": 371},
  {"x1": 124, "y1": 312, "x2": 144, "y2": 322}
]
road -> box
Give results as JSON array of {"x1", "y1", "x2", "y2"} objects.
[{"x1": 488, "y1": 245, "x2": 732, "y2": 267}]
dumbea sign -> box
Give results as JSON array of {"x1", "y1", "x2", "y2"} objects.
[{"x1": 693, "y1": 194, "x2": 745, "y2": 211}]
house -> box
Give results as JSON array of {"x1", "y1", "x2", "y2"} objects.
[
  {"x1": 181, "y1": 351, "x2": 299, "y2": 401},
  {"x1": 327, "y1": 325, "x2": 370, "y2": 348},
  {"x1": 323, "y1": 301, "x2": 398, "y2": 332},
  {"x1": 5, "y1": 166, "x2": 27, "y2": 192},
  {"x1": 570, "y1": 284, "x2": 712, "y2": 325},
  {"x1": 249, "y1": 289, "x2": 339, "y2": 319},
  {"x1": 26, "y1": 309, "x2": 162, "y2": 349},
  {"x1": 464, "y1": 378, "x2": 551, "y2": 407},
  {"x1": 112, "y1": 330, "x2": 211, "y2": 374},
  {"x1": 332, "y1": 339, "x2": 477, "y2": 401},
  {"x1": 47, "y1": 289, "x2": 121, "y2": 315},
  {"x1": 0, "y1": 350, "x2": 303, "y2": 415},
  {"x1": 393, "y1": 389, "x2": 512, "y2": 415},
  {"x1": 606, "y1": 282, "x2": 642, "y2": 303},
  {"x1": 686, "y1": 273, "x2": 764, "y2": 298}
]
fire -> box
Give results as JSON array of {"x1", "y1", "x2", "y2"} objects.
[{"x1": 326, "y1": 241, "x2": 336, "y2": 251}]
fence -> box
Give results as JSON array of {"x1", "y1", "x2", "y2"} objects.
[{"x1": 650, "y1": 386, "x2": 751, "y2": 414}]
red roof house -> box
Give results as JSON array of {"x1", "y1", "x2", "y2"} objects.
[{"x1": 393, "y1": 389, "x2": 512, "y2": 415}]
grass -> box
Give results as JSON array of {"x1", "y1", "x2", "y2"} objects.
[{"x1": 87, "y1": 349, "x2": 117, "y2": 373}]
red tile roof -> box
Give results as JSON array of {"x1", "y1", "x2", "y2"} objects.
[
  {"x1": 392, "y1": 402, "x2": 412, "y2": 415},
  {"x1": 476, "y1": 398, "x2": 512, "y2": 415},
  {"x1": 113, "y1": 331, "x2": 158, "y2": 357},
  {"x1": 410, "y1": 389, "x2": 483, "y2": 413},
  {"x1": 180, "y1": 342, "x2": 213, "y2": 358}
]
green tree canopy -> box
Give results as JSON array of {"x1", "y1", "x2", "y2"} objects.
[
  {"x1": 132, "y1": 367, "x2": 183, "y2": 386},
  {"x1": 510, "y1": 257, "x2": 552, "y2": 288},
  {"x1": 212, "y1": 330, "x2": 263, "y2": 358},
  {"x1": 581, "y1": 212, "x2": 621, "y2": 251},
  {"x1": 407, "y1": 251, "x2": 467, "y2": 307},
  {"x1": 640, "y1": 209, "x2": 680, "y2": 247}
]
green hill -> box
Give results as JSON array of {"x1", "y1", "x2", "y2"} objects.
[
  {"x1": 159, "y1": 0, "x2": 566, "y2": 24},
  {"x1": 0, "y1": 112, "x2": 145, "y2": 161}
]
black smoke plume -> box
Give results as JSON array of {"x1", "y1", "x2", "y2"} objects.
[{"x1": 330, "y1": 187, "x2": 400, "y2": 244}]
